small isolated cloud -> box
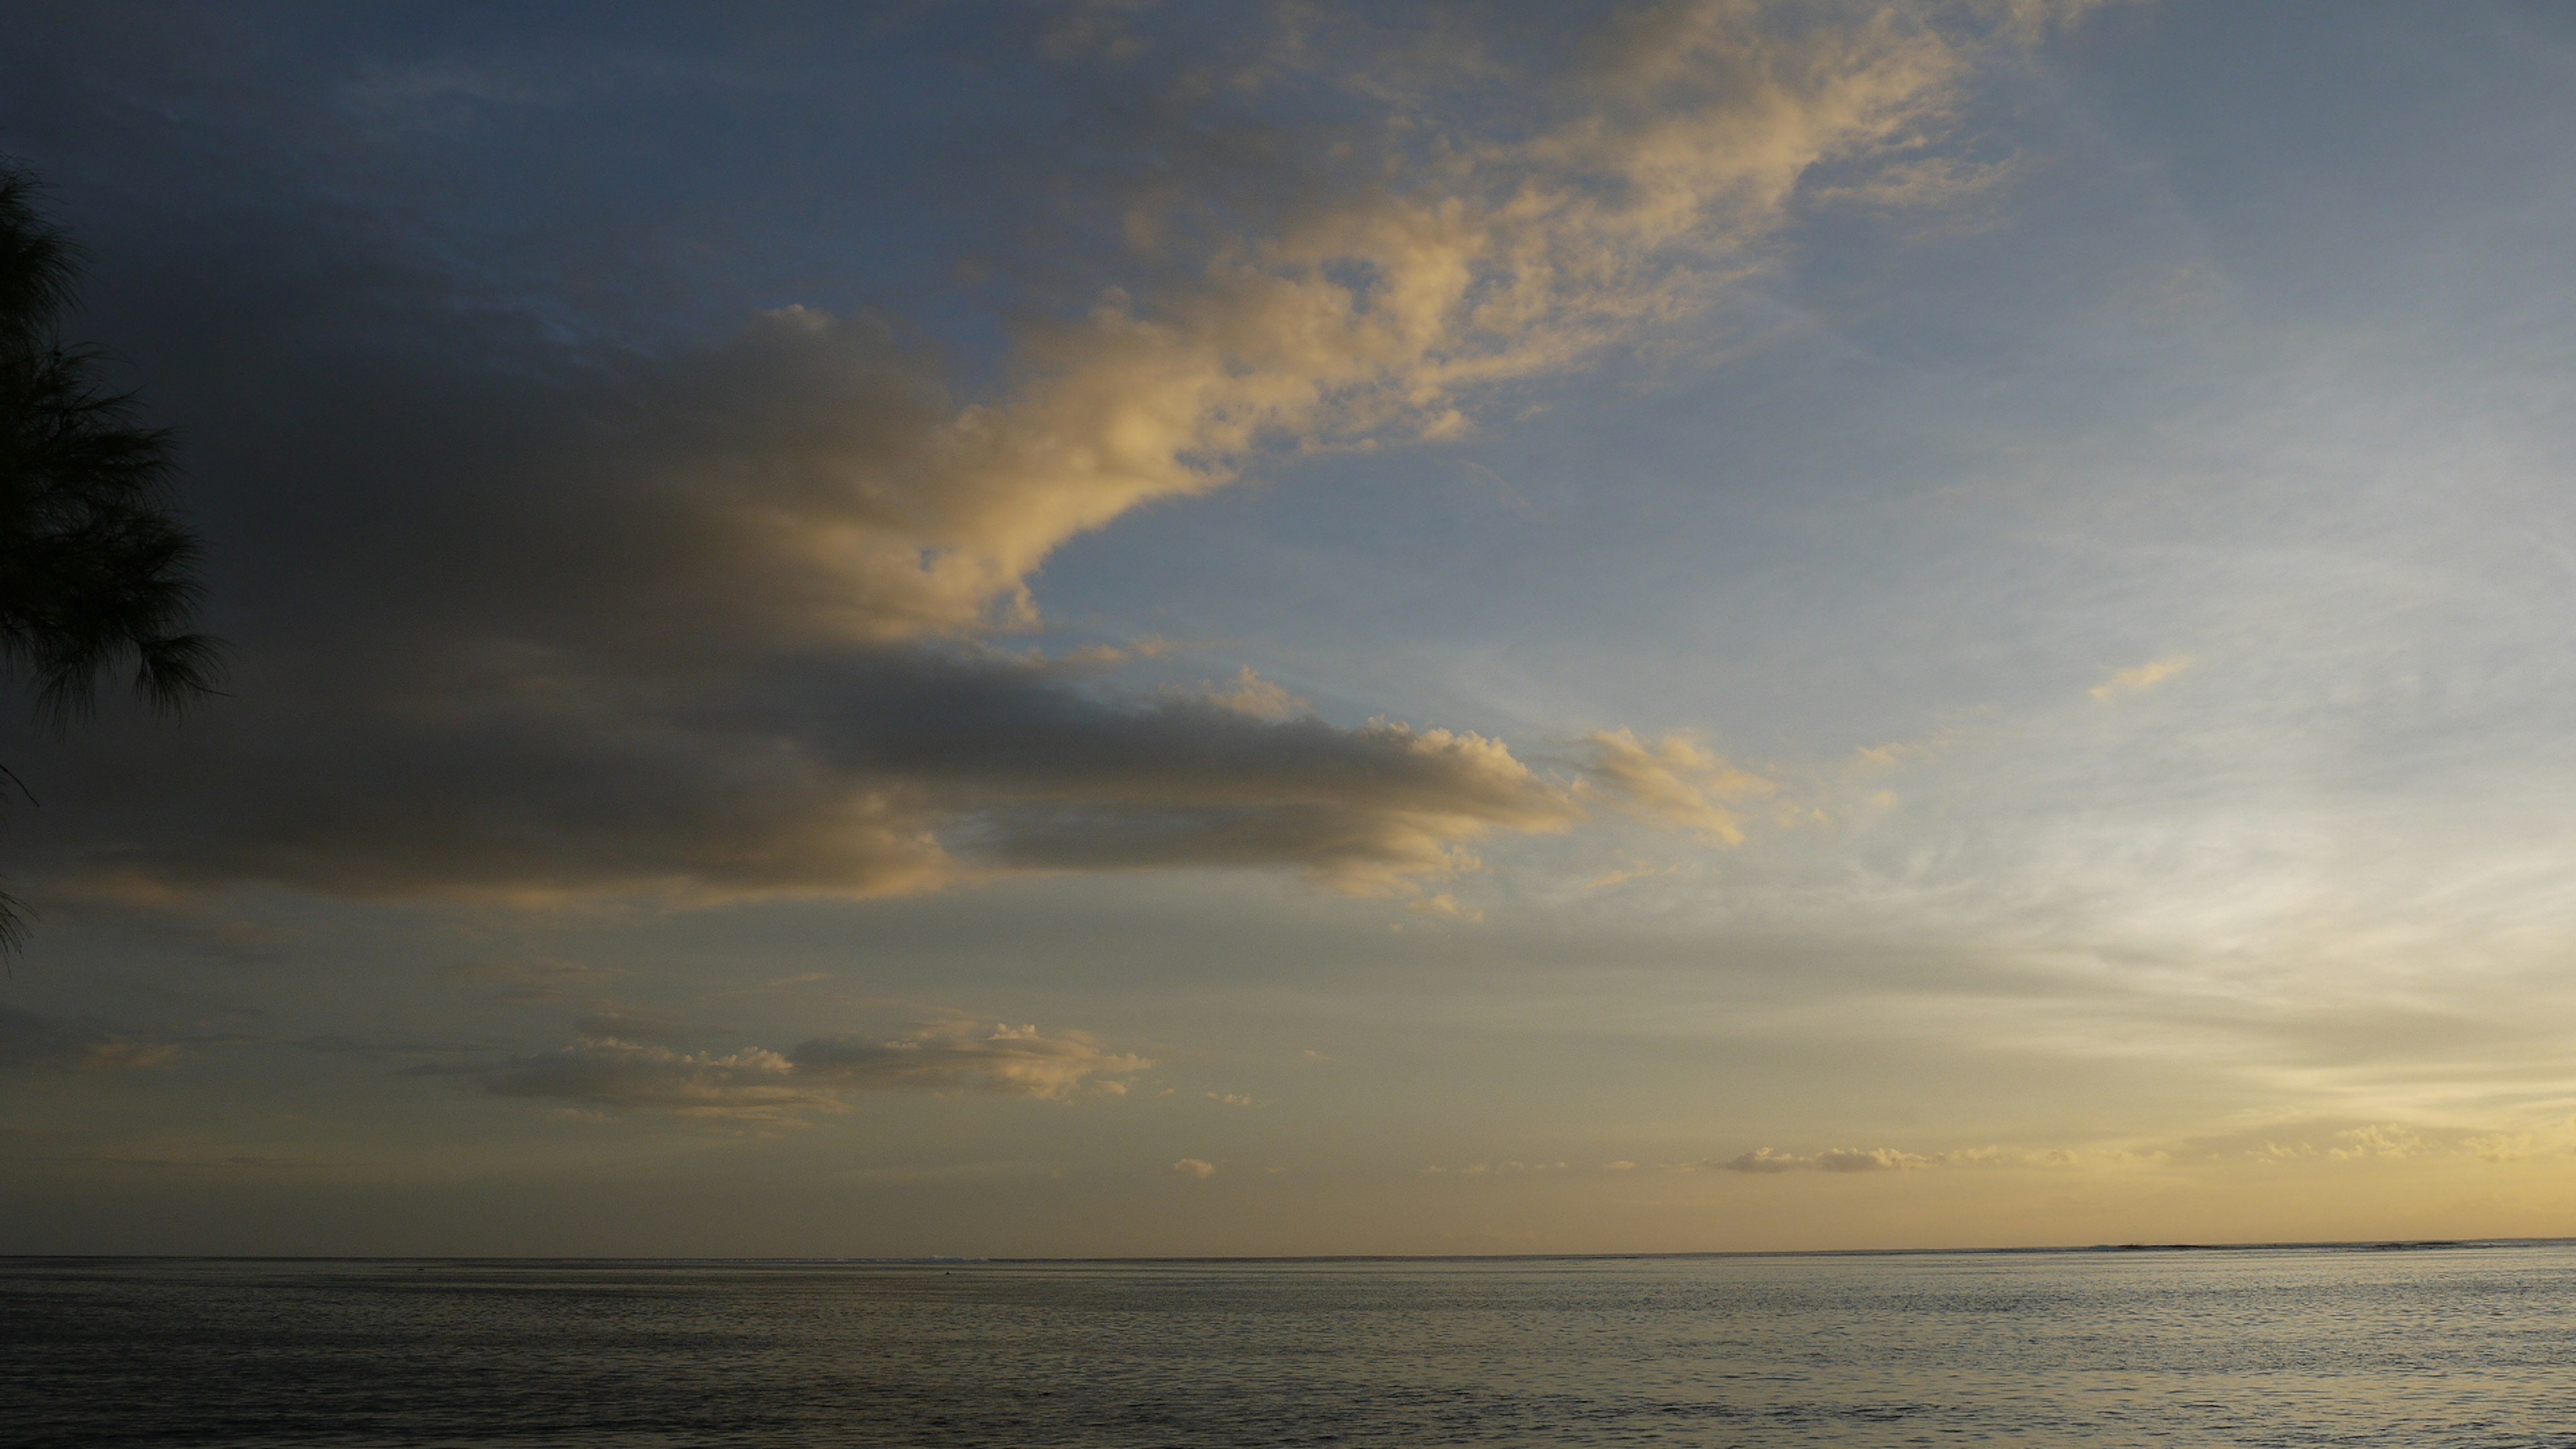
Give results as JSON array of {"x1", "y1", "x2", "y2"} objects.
[
  {"x1": 1849, "y1": 739, "x2": 1929, "y2": 772},
  {"x1": 1406, "y1": 892, "x2": 1482, "y2": 922},
  {"x1": 792, "y1": 1020, "x2": 1150, "y2": 1099},
  {"x1": 1604, "y1": 1159, "x2": 1638, "y2": 1171},
  {"x1": 2090, "y1": 655, "x2": 2194, "y2": 701},
  {"x1": 1171, "y1": 1157, "x2": 1217, "y2": 1179},
  {"x1": 1205, "y1": 1091, "x2": 1253, "y2": 1106},
  {"x1": 1717, "y1": 1147, "x2": 1805, "y2": 1173},
  {"x1": 1199, "y1": 667, "x2": 1308, "y2": 720},
  {"x1": 1583, "y1": 729, "x2": 1775, "y2": 845}
]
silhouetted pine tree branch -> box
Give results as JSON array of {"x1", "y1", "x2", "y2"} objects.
[{"x1": 0, "y1": 160, "x2": 225, "y2": 953}]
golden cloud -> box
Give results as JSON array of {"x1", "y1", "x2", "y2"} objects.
[
  {"x1": 655, "y1": 3, "x2": 1975, "y2": 645},
  {"x1": 1583, "y1": 727, "x2": 1778, "y2": 843}
]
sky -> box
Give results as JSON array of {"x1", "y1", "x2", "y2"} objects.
[{"x1": 7, "y1": 0, "x2": 2576, "y2": 1256}]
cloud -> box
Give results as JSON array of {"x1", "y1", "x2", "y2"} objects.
[
  {"x1": 40, "y1": 643, "x2": 1580, "y2": 904},
  {"x1": 1199, "y1": 667, "x2": 1308, "y2": 720},
  {"x1": 1405, "y1": 892, "x2": 1483, "y2": 921},
  {"x1": 8, "y1": 1, "x2": 1979, "y2": 913},
  {"x1": 1582, "y1": 859, "x2": 1671, "y2": 890},
  {"x1": 1583, "y1": 729, "x2": 1777, "y2": 843},
  {"x1": 2089, "y1": 655, "x2": 2194, "y2": 701},
  {"x1": 1171, "y1": 1157, "x2": 1218, "y2": 1178},
  {"x1": 80, "y1": 1040, "x2": 184, "y2": 1069},
  {"x1": 1976, "y1": 0, "x2": 2141, "y2": 46},
  {"x1": 2326, "y1": 1124, "x2": 2423, "y2": 1161},
  {"x1": 429, "y1": 1018, "x2": 1148, "y2": 1122},
  {"x1": 458, "y1": 1039, "x2": 829, "y2": 1125},
  {"x1": 959, "y1": 702, "x2": 1580, "y2": 897},
  {"x1": 2461, "y1": 1133, "x2": 2534, "y2": 1163},
  {"x1": 812, "y1": 0, "x2": 1972, "y2": 642},
  {"x1": 1713, "y1": 1145, "x2": 1938, "y2": 1172},
  {"x1": 2163, "y1": 1120, "x2": 2546, "y2": 1167},
  {"x1": 0, "y1": 1006, "x2": 177, "y2": 1072},
  {"x1": 790, "y1": 1020, "x2": 1149, "y2": 1100},
  {"x1": 365, "y1": 3, "x2": 1971, "y2": 657},
  {"x1": 1813, "y1": 1146, "x2": 1931, "y2": 1172}
]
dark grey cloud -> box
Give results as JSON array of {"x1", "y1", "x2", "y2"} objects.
[{"x1": 27, "y1": 625, "x2": 1573, "y2": 903}]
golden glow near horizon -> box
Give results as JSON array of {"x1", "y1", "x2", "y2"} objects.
[{"x1": 8, "y1": 0, "x2": 2576, "y2": 1255}]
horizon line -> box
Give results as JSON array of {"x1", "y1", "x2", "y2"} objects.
[{"x1": 12, "y1": 1236, "x2": 2574, "y2": 1267}]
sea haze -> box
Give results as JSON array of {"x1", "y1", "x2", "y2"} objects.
[{"x1": 7, "y1": 1245, "x2": 2574, "y2": 1447}]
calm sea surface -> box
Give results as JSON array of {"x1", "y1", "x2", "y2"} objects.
[{"x1": 7, "y1": 1246, "x2": 2575, "y2": 1447}]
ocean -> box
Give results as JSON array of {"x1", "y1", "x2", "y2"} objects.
[{"x1": 6, "y1": 1244, "x2": 2573, "y2": 1446}]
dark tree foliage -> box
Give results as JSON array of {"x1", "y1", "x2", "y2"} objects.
[{"x1": 0, "y1": 163, "x2": 223, "y2": 951}]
